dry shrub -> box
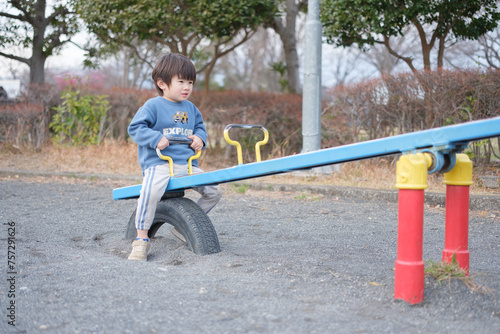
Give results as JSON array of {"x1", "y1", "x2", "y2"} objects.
[
  {"x1": 0, "y1": 84, "x2": 61, "y2": 150},
  {"x1": 325, "y1": 68, "x2": 500, "y2": 166},
  {"x1": 103, "y1": 88, "x2": 155, "y2": 142},
  {"x1": 326, "y1": 69, "x2": 500, "y2": 138},
  {"x1": 3, "y1": 68, "x2": 498, "y2": 170},
  {"x1": 322, "y1": 79, "x2": 382, "y2": 144},
  {"x1": 0, "y1": 103, "x2": 43, "y2": 148}
]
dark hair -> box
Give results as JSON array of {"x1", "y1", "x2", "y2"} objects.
[{"x1": 152, "y1": 53, "x2": 197, "y2": 96}]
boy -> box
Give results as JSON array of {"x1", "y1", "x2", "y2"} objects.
[{"x1": 127, "y1": 53, "x2": 222, "y2": 261}]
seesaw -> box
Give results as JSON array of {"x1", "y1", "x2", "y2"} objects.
[{"x1": 114, "y1": 117, "x2": 500, "y2": 304}]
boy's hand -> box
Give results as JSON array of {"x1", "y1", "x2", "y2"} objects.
[
  {"x1": 188, "y1": 135, "x2": 203, "y2": 151},
  {"x1": 157, "y1": 137, "x2": 169, "y2": 150}
]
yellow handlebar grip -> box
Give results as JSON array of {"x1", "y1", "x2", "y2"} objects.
[
  {"x1": 156, "y1": 147, "x2": 201, "y2": 176},
  {"x1": 188, "y1": 150, "x2": 202, "y2": 175},
  {"x1": 156, "y1": 148, "x2": 175, "y2": 176},
  {"x1": 255, "y1": 128, "x2": 269, "y2": 162},
  {"x1": 224, "y1": 128, "x2": 243, "y2": 165},
  {"x1": 224, "y1": 124, "x2": 269, "y2": 165}
]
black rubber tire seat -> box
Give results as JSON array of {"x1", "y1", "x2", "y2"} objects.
[{"x1": 125, "y1": 197, "x2": 221, "y2": 255}]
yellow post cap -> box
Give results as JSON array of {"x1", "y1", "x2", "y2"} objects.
[
  {"x1": 395, "y1": 153, "x2": 432, "y2": 190},
  {"x1": 443, "y1": 153, "x2": 473, "y2": 186}
]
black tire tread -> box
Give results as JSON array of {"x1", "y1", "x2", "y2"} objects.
[{"x1": 125, "y1": 198, "x2": 220, "y2": 255}]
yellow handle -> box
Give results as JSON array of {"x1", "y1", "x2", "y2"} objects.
[
  {"x1": 224, "y1": 129, "x2": 243, "y2": 165},
  {"x1": 156, "y1": 147, "x2": 201, "y2": 176},
  {"x1": 255, "y1": 128, "x2": 269, "y2": 162},
  {"x1": 224, "y1": 124, "x2": 269, "y2": 165},
  {"x1": 188, "y1": 150, "x2": 202, "y2": 175}
]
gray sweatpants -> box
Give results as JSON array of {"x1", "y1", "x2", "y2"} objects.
[{"x1": 135, "y1": 163, "x2": 222, "y2": 231}]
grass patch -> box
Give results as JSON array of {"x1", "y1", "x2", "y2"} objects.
[
  {"x1": 425, "y1": 255, "x2": 493, "y2": 294},
  {"x1": 231, "y1": 183, "x2": 249, "y2": 194},
  {"x1": 294, "y1": 192, "x2": 323, "y2": 201},
  {"x1": 425, "y1": 256, "x2": 468, "y2": 285}
]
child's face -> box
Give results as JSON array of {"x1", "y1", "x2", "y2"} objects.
[{"x1": 158, "y1": 75, "x2": 193, "y2": 102}]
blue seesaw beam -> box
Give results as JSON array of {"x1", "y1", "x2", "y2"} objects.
[{"x1": 113, "y1": 117, "x2": 500, "y2": 200}]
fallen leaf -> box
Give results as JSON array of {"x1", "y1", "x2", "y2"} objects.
[{"x1": 369, "y1": 282, "x2": 383, "y2": 286}]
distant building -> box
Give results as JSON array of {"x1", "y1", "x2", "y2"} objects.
[
  {"x1": 0, "y1": 86, "x2": 7, "y2": 100},
  {"x1": 0, "y1": 80, "x2": 21, "y2": 98}
]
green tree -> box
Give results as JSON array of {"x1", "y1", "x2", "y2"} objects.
[
  {"x1": 77, "y1": 0, "x2": 277, "y2": 91},
  {"x1": 0, "y1": 0, "x2": 80, "y2": 84},
  {"x1": 320, "y1": 0, "x2": 500, "y2": 72}
]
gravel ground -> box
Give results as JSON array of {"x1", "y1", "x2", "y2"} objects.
[{"x1": 0, "y1": 177, "x2": 499, "y2": 333}]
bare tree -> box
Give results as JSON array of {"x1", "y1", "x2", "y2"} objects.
[
  {"x1": 215, "y1": 28, "x2": 284, "y2": 92},
  {"x1": 477, "y1": 28, "x2": 500, "y2": 69},
  {"x1": 0, "y1": 52, "x2": 26, "y2": 80},
  {"x1": 444, "y1": 27, "x2": 500, "y2": 70},
  {"x1": 322, "y1": 46, "x2": 365, "y2": 86},
  {"x1": 112, "y1": 42, "x2": 163, "y2": 89}
]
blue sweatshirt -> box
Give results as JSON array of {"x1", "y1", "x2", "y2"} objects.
[{"x1": 128, "y1": 96, "x2": 208, "y2": 171}]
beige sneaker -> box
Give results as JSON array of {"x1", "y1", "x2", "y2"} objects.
[
  {"x1": 171, "y1": 227, "x2": 186, "y2": 243},
  {"x1": 127, "y1": 239, "x2": 151, "y2": 261}
]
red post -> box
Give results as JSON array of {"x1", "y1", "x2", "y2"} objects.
[
  {"x1": 394, "y1": 153, "x2": 431, "y2": 304},
  {"x1": 394, "y1": 189, "x2": 425, "y2": 303},
  {"x1": 442, "y1": 154, "x2": 473, "y2": 274}
]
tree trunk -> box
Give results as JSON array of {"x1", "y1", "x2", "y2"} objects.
[
  {"x1": 122, "y1": 50, "x2": 131, "y2": 88},
  {"x1": 420, "y1": 39, "x2": 433, "y2": 71},
  {"x1": 30, "y1": 44, "x2": 46, "y2": 84},
  {"x1": 270, "y1": 0, "x2": 303, "y2": 94},
  {"x1": 283, "y1": 0, "x2": 301, "y2": 93},
  {"x1": 204, "y1": 57, "x2": 218, "y2": 93},
  {"x1": 30, "y1": 0, "x2": 48, "y2": 84},
  {"x1": 437, "y1": 36, "x2": 446, "y2": 70},
  {"x1": 29, "y1": 52, "x2": 46, "y2": 84},
  {"x1": 283, "y1": 25, "x2": 301, "y2": 93}
]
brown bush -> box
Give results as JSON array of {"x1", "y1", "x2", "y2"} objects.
[
  {"x1": 325, "y1": 68, "x2": 500, "y2": 165},
  {"x1": 191, "y1": 91, "x2": 303, "y2": 161},
  {"x1": 0, "y1": 103, "x2": 43, "y2": 148},
  {"x1": 103, "y1": 88, "x2": 154, "y2": 142},
  {"x1": 0, "y1": 84, "x2": 61, "y2": 150},
  {"x1": 3, "y1": 69, "x2": 498, "y2": 166},
  {"x1": 327, "y1": 69, "x2": 500, "y2": 138}
]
